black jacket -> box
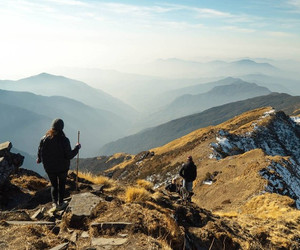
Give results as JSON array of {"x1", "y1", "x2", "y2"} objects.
[
  {"x1": 38, "y1": 133, "x2": 79, "y2": 174},
  {"x1": 179, "y1": 161, "x2": 197, "y2": 182}
]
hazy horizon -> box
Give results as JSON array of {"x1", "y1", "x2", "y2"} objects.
[{"x1": 1, "y1": 0, "x2": 300, "y2": 80}]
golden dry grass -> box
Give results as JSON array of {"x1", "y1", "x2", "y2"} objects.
[
  {"x1": 151, "y1": 191, "x2": 164, "y2": 201},
  {"x1": 216, "y1": 193, "x2": 300, "y2": 249},
  {"x1": 241, "y1": 193, "x2": 298, "y2": 220},
  {"x1": 77, "y1": 171, "x2": 115, "y2": 188},
  {"x1": 152, "y1": 107, "x2": 272, "y2": 156},
  {"x1": 10, "y1": 175, "x2": 48, "y2": 192},
  {"x1": 136, "y1": 179, "x2": 154, "y2": 190},
  {"x1": 0, "y1": 225, "x2": 61, "y2": 250},
  {"x1": 104, "y1": 158, "x2": 135, "y2": 172},
  {"x1": 218, "y1": 106, "x2": 273, "y2": 134},
  {"x1": 125, "y1": 187, "x2": 151, "y2": 203},
  {"x1": 152, "y1": 126, "x2": 214, "y2": 155}
]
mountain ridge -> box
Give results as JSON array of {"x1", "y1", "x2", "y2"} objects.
[
  {"x1": 136, "y1": 79, "x2": 271, "y2": 129},
  {"x1": 0, "y1": 89, "x2": 130, "y2": 157},
  {"x1": 100, "y1": 92, "x2": 300, "y2": 155},
  {"x1": 0, "y1": 73, "x2": 138, "y2": 120}
]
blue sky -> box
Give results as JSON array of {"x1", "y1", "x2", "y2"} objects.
[{"x1": 0, "y1": 0, "x2": 300, "y2": 78}]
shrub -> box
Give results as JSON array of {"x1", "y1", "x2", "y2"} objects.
[
  {"x1": 125, "y1": 187, "x2": 151, "y2": 203},
  {"x1": 77, "y1": 171, "x2": 113, "y2": 187},
  {"x1": 136, "y1": 179, "x2": 154, "y2": 190}
]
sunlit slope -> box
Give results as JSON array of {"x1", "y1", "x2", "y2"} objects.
[{"x1": 106, "y1": 107, "x2": 300, "y2": 214}]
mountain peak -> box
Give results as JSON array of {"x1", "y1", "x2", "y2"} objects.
[
  {"x1": 30, "y1": 72, "x2": 66, "y2": 80},
  {"x1": 231, "y1": 59, "x2": 275, "y2": 69},
  {"x1": 233, "y1": 59, "x2": 256, "y2": 64}
]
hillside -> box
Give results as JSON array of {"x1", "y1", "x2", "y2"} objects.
[
  {"x1": 148, "y1": 80, "x2": 271, "y2": 125},
  {"x1": 100, "y1": 107, "x2": 300, "y2": 247},
  {"x1": 0, "y1": 73, "x2": 137, "y2": 119},
  {"x1": 0, "y1": 89, "x2": 130, "y2": 157},
  {"x1": 99, "y1": 92, "x2": 300, "y2": 156},
  {"x1": 104, "y1": 106, "x2": 300, "y2": 207}
]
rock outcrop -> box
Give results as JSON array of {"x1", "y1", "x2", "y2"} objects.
[
  {"x1": 0, "y1": 141, "x2": 24, "y2": 186},
  {"x1": 211, "y1": 110, "x2": 300, "y2": 208}
]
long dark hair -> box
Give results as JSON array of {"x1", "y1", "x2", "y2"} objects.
[{"x1": 45, "y1": 129, "x2": 65, "y2": 139}]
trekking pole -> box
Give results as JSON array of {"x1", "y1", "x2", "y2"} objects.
[{"x1": 76, "y1": 131, "x2": 80, "y2": 191}]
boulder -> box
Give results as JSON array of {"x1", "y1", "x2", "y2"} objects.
[
  {"x1": 0, "y1": 141, "x2": 24, "y2": 186},
  {"x1": 65, "y1": 192, "x2": 104, "y2": 229},
  {"x1": 69, "y1": 192, "x2": 104, "y2": 217},
  {"x1": 0, "y1": 157, "x2": 14, "y2": 186},
  {"x1": 0, "y1": 141, "x2": 12, "y2": 157}
]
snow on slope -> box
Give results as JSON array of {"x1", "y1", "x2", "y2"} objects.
[{"x1": 211, "y1": 110, "x2": 300, "y2": 208}]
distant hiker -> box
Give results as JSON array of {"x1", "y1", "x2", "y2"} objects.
[
  {"x1": 37, "y1": 118, "x2": 81, "y2": 210},
  {"x1": 179, "y1": 156, "x2": 197, "y2": 202}
]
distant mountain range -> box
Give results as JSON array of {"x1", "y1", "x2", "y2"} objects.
[
  {"x1": 239, "y1": 74, "x2": 299, "y2": 94},
  {"x1": 0, "y1": 89, "x2": 130, "y2": 157},
  {"x1": 120, "y1": 58, "x2": 279, "y2": 78},
  {"x1": 0, "y1": 73, "x2": 137, "y2": 120},
  {"x1": 50, "y1": 58, "x2": 299, "y2": 112},
  {"x1": 50, "y1": 67, "x2": 208, "y2": 112},
  {"x1": 1, "y1": 64, "x2": 299, "y2": 160},
  {"x1": 100, "y1": 93, "x2": 300, "y2": 155},
  {"x1": 146, "y1": 79, "x2": 271, "y2": 126}
]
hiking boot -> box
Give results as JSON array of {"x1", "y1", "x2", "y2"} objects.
[{"x1": 56, "y1": 201, "x2": 68, "y2": 211}]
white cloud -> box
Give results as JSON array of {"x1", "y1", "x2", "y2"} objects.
[
  {"x1": 195, "y1": 8, "x2": 233, "y2": 18},
  {"x1": 221, "y1": 26, "x2": 256, "y2": 33},
  {"x1": 267, "y1": 31, "x2": 294, "y2": 37}
]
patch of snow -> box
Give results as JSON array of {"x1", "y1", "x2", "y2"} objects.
[
  {"x1": 261, "y1": 109, "x2": 275, "y2": 119},
  {"x1": 260, "y1": 160, "x2": 300, "y2": 209},
  {"x1": 216, "y1": 137, "x2": 233, "y2": 153},
  {"x1": 209, "y1": 153, "x2": 214, "y2": 159},
  {"x1": 211, "y1": 111, "x2": 300, "y2": 208},
  {"x1": 290, "y1": 116, "x2": 300, "y2": 124}
]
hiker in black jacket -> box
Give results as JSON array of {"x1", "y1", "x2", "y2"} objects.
[
  {"x1": 37, "y1": 118, "x2": 81, "y2": 210},
  {"x1": 179, "y1": 156, "x2": 197, "y2": 201}
]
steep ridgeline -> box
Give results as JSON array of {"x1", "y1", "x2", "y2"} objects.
[
  {"x1": 211, "y1": 110, "x2": 300, "y2": 208},
  {"x1": 103, "y1": 107, "x2": 300, "y2": 214},
  {"x1": 100, "y1": 93, "x2": 300, "y2": 156}
]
